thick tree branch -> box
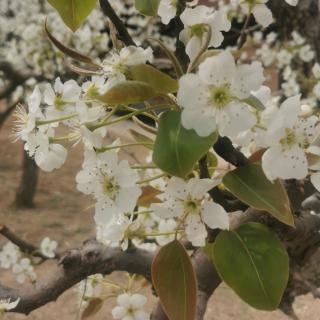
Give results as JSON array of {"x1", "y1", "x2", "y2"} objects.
[
  {"x1": 99, "y1": 0, "x2": 136, "y2": 47},
  {"x1": 0, "y1": 240, "x2": 153, "y2": 314}
]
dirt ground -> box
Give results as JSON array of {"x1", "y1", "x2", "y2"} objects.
[{"x1": 1, "y1": 112, "x2": 320, "y2": 320}]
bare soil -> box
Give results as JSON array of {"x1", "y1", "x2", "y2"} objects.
[{"x1": 0, "y1": 113, "x2": 319, "y2": 320}]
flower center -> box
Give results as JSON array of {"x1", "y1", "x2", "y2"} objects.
[
  {"x1": 280, "y1": 128, "x2": 297, "y2": 147},
  {"x1": 85, "y1": 84, "x2": 100, "y2": 99},
  {"x1": 103, "y1": 176, "x2": 120, "y2": 200},
  {"x1": 209, "y1": 86, "x2": 232, "y2": 109},
  {"x1": 54, "y1": 94, "x2": 66, "y2": 110},
  {"x1": 183, "y1": 197, "x2": 201, "y2": 215},
  {"x1": 189, "y1": 23, "x2": 208, "y2": 39}
]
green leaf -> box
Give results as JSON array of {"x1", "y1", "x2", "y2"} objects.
[
  {"x1": 129, "y1": 64, "x2": 178, "y2": 94},
  {"x1": 98, "y1": 81, "x2": 157, "y2": 105},
  {"x1": 242, "y1": 94, "x2": 265, "y2": 111},
  {"x1": 152, "y1": 240, "x2": 197, "y2": 320},
  {"x1": 223, "y1": 163, "x2": 294, "y2": 226},
  {"x1": 135, "y1": 0, "x2": 160, "y2": 16},
  {"x1": 47, "y1": 0, "x2": 97, "y2": 32},
  {"x1": 153, "y1": 111, "x2": 218, "y2": 178},
  {"x1": 213, "y1": 223, "x2": 289, "y2": 311}
]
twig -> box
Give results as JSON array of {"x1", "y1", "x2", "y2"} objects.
[
  {"x1": 99, "y1": 0, "x2": 136, "y2": 47},
  {"x1": 0, "y1": 225, "x2": 60, "y2": 260}
]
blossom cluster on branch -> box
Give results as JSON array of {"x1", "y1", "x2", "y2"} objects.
[{"x1": 5, "y1": 0, "x2": 320, "y2": 319}]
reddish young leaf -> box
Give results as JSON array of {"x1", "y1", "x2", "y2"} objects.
[{"x1": 152, "y1": 240, "x2": 197, "y2": 320}]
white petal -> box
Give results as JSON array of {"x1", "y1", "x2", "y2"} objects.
[
  {"x1": 201, "y1": 201, "x2": 229, "y2": 230},
  {"x1": 217, "y1": 102, "x2": 256, "y2": 138},
  {"x1": 28, "y1": 86, "x2": 42, "y2": 113},
  {"x1": 188, "y1": 178, "x2": 218, "y2": 199},
  {"x1": 158, "y1": 0, "x2": 176, "y2": 24},
  {"x1": 177, "y1": 74, "x2": 208, "y2": 110},
  {"x1": 130, "y1": 294, "x2": 147, "y2": 308},
  {"x1": 166, "y1": 177, "x2": 188, "y2": 199},
  {"x1": 199, "y1": 51, "x2": 236, "y2": 86},
  {"x1": 181, "y1": 108, "x2": 217, "y2": 137},
  {"x1": 112, "y1": 306, "x2": 126, "y2": 319},
  {"x1": 116, "y1": 186, "x2": 142, "y2": 212},
  {"x1": 185, "y1": 215, "x2": 207, "y2": 247},
  {"x1": 252, "y1": 4, "x2": 273, "y2": 28},
  {"x1": 180, "y1": 5, "x2": 211, "y2": 26},
  {"x1": 185, "y1": 35, "x2": 202, "y2": 60},
  {"x1": 231, "y1": 62, "x2": 265, "y2": 99},
  {"x1": 262, "y1": 145, "x2": 308, "y2": 181}
]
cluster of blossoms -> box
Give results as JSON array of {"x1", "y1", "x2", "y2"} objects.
[
  {"x1": 0, "y1": 0, "x2": 175, "y2": 105},
  {"x1": 76, "y1": 274, "x2": 149, "y2": 320},
  {"x1": 0, "y1": 237, "x2": 57, "y2": 284},
  {"x1": 9, "y1": 0, "x2": 318, "y2": 318}
]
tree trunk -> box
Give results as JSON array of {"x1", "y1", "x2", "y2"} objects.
[{"x1": 14, "y1": 149, "x2": 39, "y2": 208}]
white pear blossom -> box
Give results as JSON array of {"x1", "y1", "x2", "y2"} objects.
[
  {"x1": 32, "y1": 132, "x2": 68, "y2": 172},
  {"x1": 0, "y1": 298, "x2": 20, "y2": 314},
  {"x1": 158, "y1": 0, "x2": 178, "y2": 24},
  {"x1": 76, "y1": 149, "x2": 141, "y2": 217},
  {"x1": 0, "y1": 242, "x2": 21, "y2": 269},
  {"x1": 12, "y1": 86, "x2": 43, "y2": 142},
  {"x1": 44, "y1": 78, "x2": 81, "y2": 120},
  {"x1": 180, "y1": 5, "x2": 231, "y2": 60},
  {"x1": 112, "y1": 293, "x2": 149, "y2": 320},
  {"x1": 178, "y1": 51, "x2": 265, "y2": 138},
  {"x1": 102, "y1": 46, "x2": 153, "y2": 79},
  {"x1": 40, "y1": 237, "x2": 58, "y2": 258},
  {"x1": 240, "y1": 0, "x2": 273, "y2": 28},
  {"x1": 82, "y1": 76, "x2": 110, "y2": 99},
  {"x1": 12, "y1": 258, "x2": 36, "y2": 284},
  {"x1": 96, "y1": 213, "x2": 141, "y2": 250},
  {"x1": 262, "y1": 96, "x2": 318, "y2": 181},
  {"x1": 151, "y1": 177, "x2": 229, "y2": 247},
  {"x1": 77, "y1": 274, "x2": 103, "y2": 311},
  {"x1": 157, "y1": 0, "x2": 199, "y2": 25}
]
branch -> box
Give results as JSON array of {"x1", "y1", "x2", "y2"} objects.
[
  {"x1": 0, "y1": 225, "x2": 60, "y2": 260},
  {"x1": 213, "y1": 136, "x2": 249, "y2": 167},
  {"x1": 99, "y1": 0, "x2": 136, "y2": 47},
  {"x1": 0, "y1": 240, "x2": 153, "y2": 314}
]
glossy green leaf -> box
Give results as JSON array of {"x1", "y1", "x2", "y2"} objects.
[
  {"x1": 47, "y1": 0, "x2": 97, "y2": 32},
  {"x1": 153, "y1": 111, "x2": 218, "y2": 178},
  {"x1": 223, "y1": 163, "x2": 294, "y2": 226},
  {"x1": 152, "y1": 240, "x2": 197, "y2": 320},
  {"x1": 213, "y1": 223, "x2": 289, "y2": 311},
  {"x1": 98, "y1": 81, "x2": 157, "y2": 105},
  {"x1": 129, "y1": 64, "x2": 178, "y2": 94},
  {"x1": 135, "y1": 0, "x2": 160, "y2": 16}
]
